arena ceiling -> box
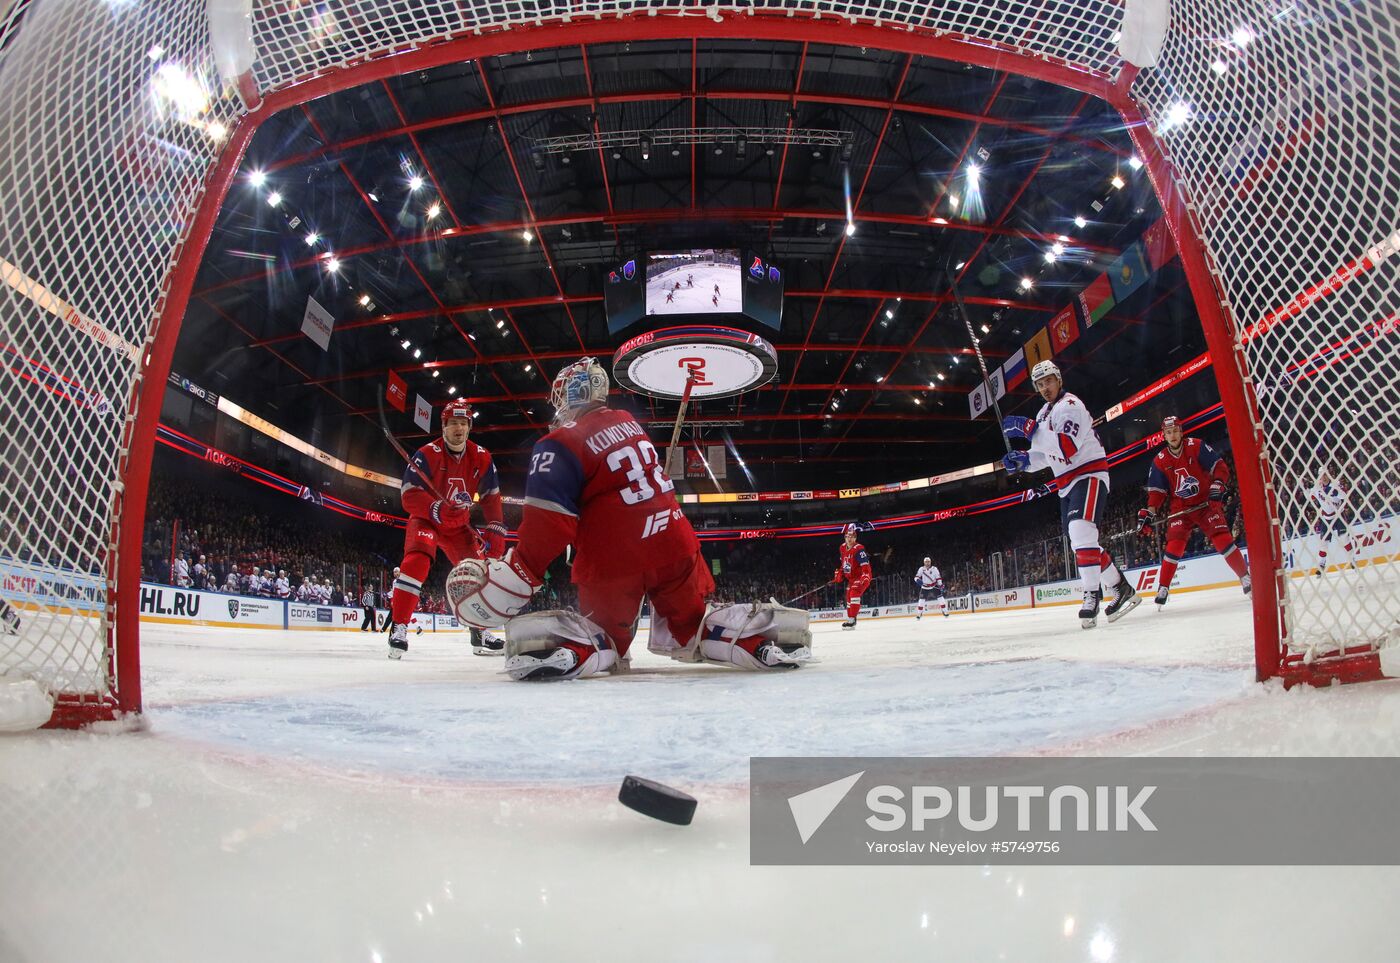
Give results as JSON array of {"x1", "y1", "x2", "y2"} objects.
[{"x1": 180, "y1": 39, "x2": 1206, "y2": 487}]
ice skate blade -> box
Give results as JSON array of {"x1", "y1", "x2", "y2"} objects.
[{"x1": 1105, "y1": 594, "x2": 1142, "y2": 623}]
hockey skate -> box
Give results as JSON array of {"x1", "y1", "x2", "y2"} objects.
[
  {"x1": 1241, "y1": 574, "x2": 1252, "y2": 595},
  {"x1": 505, "y1": 645, "x2": 581, "y2": 681},
  {"x1": 0, "y1": 599, "x2": 20, "y2": 635},
  {"x1": 471, "y1": 628, "x2": 505, "y2": 656},
  {"x1": 1104, "y1": 580, "x2": 1141, "y2": 623},
  {"x1": 1154, "y1": 585, "x2": 1170, "y2": 608},
  {"x1": 841, "y1": 619, "x2": 857, "y2": 630},
  {"x1": 387, "y1": 622, "x2": 409, "y2": 659},
  {"x1": 1078, "y1": 590, "x2": 1101, "y2": 629}
]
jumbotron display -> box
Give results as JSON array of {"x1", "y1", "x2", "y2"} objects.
[{"x1": 604, "y1": 249, "x2": 783, "y2": 333}]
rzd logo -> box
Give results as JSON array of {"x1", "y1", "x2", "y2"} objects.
[
  {"x1": 642, "y1": 509, "x2": 672, "y2": 539},
  {"x1": 678, "y1": 357, "x2": 713, "y2": 387}
]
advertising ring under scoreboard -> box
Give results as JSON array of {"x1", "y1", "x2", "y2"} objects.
[{"x1": 612, "y1": 325, "x2": 779, "y2": 400}]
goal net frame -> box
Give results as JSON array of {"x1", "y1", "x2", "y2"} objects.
[{"x1": 1, "y1": 0, "x2": 1395, "y2": 726}]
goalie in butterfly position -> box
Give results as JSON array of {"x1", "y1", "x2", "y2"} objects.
[
  {"x1": 1137, "y1": 415, "x2": 1251, "y2": 606},
  {"x1": 1002, "y1": 360, "x2": 1140, "y2": 628},
  {"x1": 446, "y1": 357, "x2": 812, "y2": 681}
]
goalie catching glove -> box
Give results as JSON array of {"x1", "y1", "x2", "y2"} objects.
[{"x1": 446, "y1": 550, "x2": 541, "y2": 628}]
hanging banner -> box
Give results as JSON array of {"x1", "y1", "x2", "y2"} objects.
[
  {"x1": 301, "y1": 295, "x2": 336, "y2": 351},
  {"x1": 1109, "y1": 241, "x2": 1151, "y2": 303},
  {"x1": 1048, "y1": 302, "x2": 1080, "y2": 354},
  {"x1": 413, "y1": 394, "x2": 432, "y2": 433},
  {"x1": 386, "y1": 371, "x2": 408, "y2": 412}
]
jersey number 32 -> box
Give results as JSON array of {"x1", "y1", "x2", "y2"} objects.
[{"x1": 607, "y1": 440, "x2": 675, "y2": 505}]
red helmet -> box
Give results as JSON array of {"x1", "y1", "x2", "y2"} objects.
[
  {"x1": 1161, "y1": 415, "x2": 1181, "y2": 431},
  {"x1": 843, "y1": 523, "x2": 859, "y2": 537},
  {"x1": 442, "y1": 402, "x2": 475, "y2": 424}
]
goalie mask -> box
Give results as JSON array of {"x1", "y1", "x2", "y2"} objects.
[{"x1": 549, "y1": 357, "x2": 609, "y2": 426}]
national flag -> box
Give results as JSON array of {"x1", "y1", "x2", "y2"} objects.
[
  {"x1": 1109, "y1": 241, "x2": 1150, "y2": 304},
  {"x1": 1078, "y1": 273, "x2": 1115, "y2": 326},
  {"x1": 1000, "y1": 347, "x2": 1028, "y2": 388},
  {"x1": 1023, "y1": 327, "x2": 1053, "y2": 369},
  {"x1": 1048, "y1": 303, "x2": 1080, "y2": 354},
  {"x1": 386, "y1": 371, "x2": 408, "y2": 412},
  {"x1": 1141, "y1": 215, "x2": 1177, "y2": 270}
]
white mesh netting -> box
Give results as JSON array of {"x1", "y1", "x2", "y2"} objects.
[
  {"x1": 1130, "y1": 0, "x2": 1400, "y2": 665},
  {"x1": 0, "y1": 0, "x2": 1395, "y2": 723}
]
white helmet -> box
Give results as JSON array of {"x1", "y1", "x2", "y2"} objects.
[
  {"x1": 924, "y1": 556, "x2": 932, "y2": 565},
  {"x1": 549, "y1": 357, "x2": 609, "y2": 425},
  {"x1": 1030, "y1": 360, "x2": 1061, "y2": 385}
]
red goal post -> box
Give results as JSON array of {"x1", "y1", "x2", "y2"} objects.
[{"x1": 0, "y1": 0, "x2": 1394, "y2": 726}]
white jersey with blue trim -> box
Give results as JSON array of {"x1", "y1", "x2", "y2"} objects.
[
  {"x1": 1024, "y1": 391, "x2": 1110, "y2": 496},
  {"x1": 915, "y1": 564, "x2": 942, "y2": 588},
  {"x1": 1309, "y1": 481, "x2": 1347, "y2": 519}
]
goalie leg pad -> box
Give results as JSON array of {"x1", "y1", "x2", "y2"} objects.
[
  {"x1": 504, "y1": 610, "x2": 617, "y2": 681},
  {"x1": 695, "y1": 600, "x2": 812, "y2": 670}
]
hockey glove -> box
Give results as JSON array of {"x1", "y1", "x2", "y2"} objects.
[
  {"x1": 1137, "y1": 508, "x2": 1157, "y2": 539},
  {"x1": 446, "y1": 549, "x2": 541, "y2": 628},
  {"x1": 832, "y1": 570, "x2": 844, "y2": 584},
  {"x1": 1209, "y1": 479, "x2": 1227, "y2": 503},
  {"x1": 430, "y1": 498, "x2": 471, "y2": 531},
  {"x1": 1002, "y1": 450, "x2": 1031, "y2": 474},
  {"x1": 1001, "y1": 415, "x2": 1037, "y2": 451},
  {"x1": 482, "y1": 521, "x2": 508, "y2": 559},
  {"x1": 1023, "y1": 483, "x2": 1053, "y2": 501}
]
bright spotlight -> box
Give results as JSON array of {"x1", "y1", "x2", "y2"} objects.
[
  {"x1": 1128, "y1": 155, "x2": 1144, "y2": 171},
  {"x1": 249, "y1": 170, "x2": 267, "y2": 187},
  {"x1": 267, "y1": 191, "x2": 282, "y2": 208},
  {"x1": 845, "y1": 221, "x2": 856, "y2": 237},
  {"x1": 1044, "y1": 251, "x2": 1057, "y2": 264},
  {"x1": 401, "y1": 340, "x2": 411, "y2": 349},
  {"x1": 1074, "y1": 215, "x2": 1088, "y2": 229},
  {"x1": 427, "y1": 203, "x2": 441, "y2": 219},
  {"x1": 413, "y1": 348, "x2": 422, "y2": 359},
  {"x1": 522, "y1": 228, "x2": 534, "y2": 242},
  {"x1": 1161, "y1": 102, "x2": 1193, "y2": 132},
  {"x1": 325, "y1": 257, "x2": 340, "y2": 273},
  {"x1": 1231, "y1": 26, "x2": 1254, "y2": 47},
  {"x1": 359, "y1": 294, "x2": 371, "y2": 306},
  {"x1": 409, "y1": 175, "x2": 424, "y2": 191},
  {"x1": 1020, "y1": 277, "x2": 1033, "y2": 290},
  {"x1": 305, "y1": 232, "x2": 319, "y2": 246}
]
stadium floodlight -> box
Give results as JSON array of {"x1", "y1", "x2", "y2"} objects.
[
  {"x1": 427, "y1": 203, "x2": 440, "y2": 219},
  {"x1": 266, "y1": 191, "x2": 281, "y2": 207},
  {"x1": 845, "y1": 221, "x2": 856, "y2": 237},
  {"x1": 401, "y1": 340, "x2": 411, "y2": 349},
  {"x1": 1128, "y1": 156, "x2": 1144, "y2": 170},
  {"x1": 304, "y1": 232, "x2": 318, "y2": 246},
  {"x1": 325, "y1": 257, "x2": 339, "y2": 273},
  {"x1": 413, "y1": 348, "x2": 422, "y2": 359},
  {"x1": 1020, "y1": 277, "x2": 1033, "y2": 290},
  {"x1": 359, "y1": 294, "x2": 370, "y2": 306},
  {"x1": 1074, "y1": 215, "x2": 1088, "y2": 228},
  {"x1": 1111, "y1": 174, "x2": 1126, "y2": 189},
  {"x1": 432, "y1": 370, "x2": 440, "y2": 378},
  {"x1": 522, "y1": 228, "x2": 534, "y2": 242},
  {"x1": 408, "y1": 175, "x2": 424, "y2": 191},
  {"x1": 248, "y1": 170, "x2": 266, "y2": 187}
]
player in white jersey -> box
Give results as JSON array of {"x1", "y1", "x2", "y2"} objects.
[
  {"x1": 913, "y1": 557, "x2": 948, "y2": 619},
  {"x1": 222, "y1": 570, "x2": 240, "y2": 594},
  {"x1": 275, "y1": 571, "x2": 291, "y2": 599},
  {"x1": 1308, "y1": 470, "x2": 1356, "y2": 576},
  {"x1": 1002, "y1": 360, "x2": 1139, "y2": 628}
]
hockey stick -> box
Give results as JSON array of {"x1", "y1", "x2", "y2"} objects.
[
  {"x1": 376, "y1": 389, "x2": 448, "y2": 502},
  {"x1": 1105, "y1": 504, "x2": 1206, "y2": 541},
  {"x1": 783, "y1": 580, "x2": 837, "y2": 606},
  {"x1": 947, "y1": 265, "x2": 1011, "y2": 454}
]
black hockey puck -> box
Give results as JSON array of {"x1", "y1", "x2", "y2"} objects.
[{"x1": 618, "y1": 774, "x2": 697, "y2": 826}]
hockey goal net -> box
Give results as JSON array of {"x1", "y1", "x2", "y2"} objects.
[{"x1": 0, "y1": 0, "x2": 1394, "y2": 726}]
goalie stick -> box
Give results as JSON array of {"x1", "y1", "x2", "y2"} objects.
[{"x1": 663, "y1": 374, "x2": 702, "y2": 477}]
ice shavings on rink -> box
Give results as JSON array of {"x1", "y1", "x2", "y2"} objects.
[{"x1": 154, "y1": 658, "x2": 1246, "y2": 784}]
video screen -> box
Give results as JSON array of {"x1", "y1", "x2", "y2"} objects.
[
  {"x1": 605, "y1": 249, "x2": 784, "y2": 333},
  {"x1": 645, "y1": 250, "x2": 742, "y2": 317},
  {"x1": 604, "y1": 257, "x2": 644, "y2": 333}
]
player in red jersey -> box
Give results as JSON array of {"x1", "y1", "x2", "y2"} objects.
[
  {"x1": 1137, "y1": 415, "x2": 1251, "y2": 607},
  {"x1": 833, "y1": 523, "x2": 873, "y2": 630},
  {"x1": 386, "y1": 401, "x2": 505, "y2": 658},
  {"x1": 445, "y1": 357, "x2": 811, "y2": 680}
]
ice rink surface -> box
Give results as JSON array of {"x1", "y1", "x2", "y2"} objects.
[{"x1": 4, "y1": 584, "x2": 1400, "y2": 962}]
